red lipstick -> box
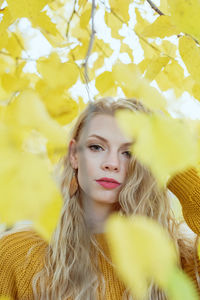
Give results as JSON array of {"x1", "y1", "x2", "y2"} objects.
[{"x1": 96, "y1": 177, "x2": 121, "y2": 189}]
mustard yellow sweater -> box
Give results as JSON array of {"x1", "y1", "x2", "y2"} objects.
[{"x1": 0, "y1": 168, "x2": 200, "y2": 300}]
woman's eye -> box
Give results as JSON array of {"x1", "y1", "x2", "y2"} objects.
[
  {"x1": 123, "y1": 151, "x2": 132, "y2": 158},
  {"x1": 88, "y1": 144, "x2": 103, "y2": 151}
]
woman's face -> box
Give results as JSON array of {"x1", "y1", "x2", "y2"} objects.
[{"x1": 69, "y1": 114, "x2": 132, "y2": 206}]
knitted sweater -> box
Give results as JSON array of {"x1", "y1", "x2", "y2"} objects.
[{"x1": 0, "y1": 168, "x2": 200, "y2": 300}]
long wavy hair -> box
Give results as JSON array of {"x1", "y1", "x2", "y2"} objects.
[{"x1": 32, "y1": 97, "x2": 198, "y2": 300}]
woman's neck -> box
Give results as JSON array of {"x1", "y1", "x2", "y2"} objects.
[{"x1": 82, "y1": 197, "x2": 116, "y2": 233}]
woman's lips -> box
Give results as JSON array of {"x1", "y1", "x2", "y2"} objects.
[{"x1": 96, "y1": 180, "x2": 120, "y2": 189}]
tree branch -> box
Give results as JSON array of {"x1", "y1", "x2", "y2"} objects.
[
  {"x1": 146, "y1": 0, "x2": 164, "y2": 16},
  {"x1": 83, "y1": 0, "x2": 96, "y2": 101}
]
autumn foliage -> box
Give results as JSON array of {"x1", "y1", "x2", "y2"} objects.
[{"x1": 0, "y1": 0, "x2": 200, "y2": 299}]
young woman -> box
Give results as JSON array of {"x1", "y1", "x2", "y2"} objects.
[{"x1": 0, "y1": 97, "x2": 200, "y2": 300}]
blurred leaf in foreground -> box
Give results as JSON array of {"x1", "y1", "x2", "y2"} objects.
[
  {"x1": 2, "y1": 89, "x2": 68, "y2": 157},
  {"x1": 0, "y1": 124, "x2": 62, "y2": 241},
  {"x1": 106, "y1": 214, "x2": 198, "y2": 300},
  {"x1": 115, "y1": 110, "x2": 199, "y2": 185}
]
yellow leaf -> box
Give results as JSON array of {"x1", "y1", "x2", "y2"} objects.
[
  {"x1": 36, "y1": 81, "x2": 79, "y2": 125},
  {"x1": 70, "y1": 42, "x2": 89, "y2": 61},
  {"x1": 155, "y1": 69, "x2": 172, "y2": 92},
  {"x1": 70, "y1": 14, "x2": 88, "y2": 39},
  {"x1": 167, "y1": 268, "x2": 199, "y2": 300},
  {"x1": 0, "y1": 54, "x2": 16, "y2": 76},
  {"x1": 109, "y1": 0, "x2": 131, "y2": 23},
  {"x1": 2, "y1": 0, "x2": 60, "y2": 42},
  {"x1": 156, "y1": 60, "x2": 185, "y2": 97},
  {"x1": 94, "y1": 39, "x2": 114, "y2": 57},
  {"x1": 104, "y1": 11, "x2": 122, "y2": 39},
  {"x1": 160, "y1": 40, "x2": 177, "y2": 58},
  {"x1": 1, "y1": 63, "x2": 30, "y2": 93},
  {"x1": 106, "y1": 214, "x2": 198, "y2": 300},
  {"x1": 68, "y1": 13, "x2": 90, "y2": 60},
  {"x1": 138, "y1": 58, "x2": 150, "y2": 74},
  {"x1": 139, "y1": 38, "x2": 158, "y2": 61},
  {"x1": 164, "y1": 60, "x2": 185, "y2": 88},
  {"x1": 112, "y1": 62, "x2": 167, "y2": 112},
  {"x1": 168, "y1": 0, "x2": 200, "y2": 43},
  {"x1": 145, "y1": 56, "x2": 170, "y2": 81},
  {"x1": 37, "y1": 53, "x2": 79, "y2": 90},
  {"x1": 34, "y1": 194, "x2": 62, "y2": 241},
  {"x1": 22, "y1": 130, "x2": 47, "y2": 155},
  {"x1": 115, "y1": 111, "x2": 199, "y2": 185},
  {"x1": 159, "y1": 0, "x2": 170, "y2": 15},
  {"x1": 142, "y1": 15, "x2": 179, "y2": 38},
  {"x1": 0, "y1": 85, "x2": 12, "y2": 103},
  {"x1": 89, "y1": 55, "x2": 105, "y2": 79},
  {"x1": 2, "y1": 73, "x2": 27, "y2": 92},
  {"x1": 78, "y1": 96, "x2": 87, "y2": 112},
  {"x1": 0, "y1": 133, "x2": 62, "y2": 241},
  {"x1": 95, "y1": 71, "x2": 117, "y2": 97},
  {"x1": 34, "y1": 11, "x2": 60, "y2": 39},
  {"x1": 183, "y1": 76, "x2": 195, "y2": 95},
  {"x1": 120, "y1": 42, "x2": 134, "y2": 62},
  {"x1": 0, "y1": 9, "x2": 14, "y2": 38},
  {"x1": 179, "y1": 36, "x2": 200, "y2": 82},
  {"x1": 135, "y1": 8, "x2": 151, "y2": 34},
  {"x1": 3, "y1": 89, "x2": 67, "y2": 156},
  {"x1": 19, "y1": 90, "x2": 67, "y2": 152},
  {"x1": 192, "y1": 83, "x2": 200, "y2": 102},
  {"x1": 106, "y1": 214, "x2": 177, "y2": 298},
  {"x1": 0, "y1": 55, "x2": 18, "y2": 101},
  {"x1": 48, "y1": 94, "x2": 79, "y2": 126},
  {"x1": 0, "y1": 297, "x2": 12, "y2": 300},
  {"x1": 79, "y1": 2, "x2": 92, "y2": 29},
  {"x1": 77, "y1": 0, "x2": 88, "y2": 8},
  {"x1": 6, "y1": 32, "x2": 24, "y2": 58},
  {"x1": 6, "y1": 0, "x2": 51, "y2": 19}
]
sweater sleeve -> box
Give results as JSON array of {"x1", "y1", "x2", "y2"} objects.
[
  {"x1": 0, "y1": 229, "x2": 47, "y2": 300},
  {"x1": 0, "y1": 231, "x2": 19, "y2": 299},
  {"x1": 167, "y1": 167, "x2": 200, "y2": 236},
  {"x1": 167, "y1": 168, "x2": 200, "y2": 295}
]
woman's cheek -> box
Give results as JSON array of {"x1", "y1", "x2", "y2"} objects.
[{"x1": 78, "y1": 154, "x2": 97, "y2": 175}]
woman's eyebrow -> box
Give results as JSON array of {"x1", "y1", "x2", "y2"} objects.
[{"x1": 88, "y1": 134, "x2": 132, "y2": 147}]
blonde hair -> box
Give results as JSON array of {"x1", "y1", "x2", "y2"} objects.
[{"x1": 32, "y1": 98, "x2": 197, "y2": 300}]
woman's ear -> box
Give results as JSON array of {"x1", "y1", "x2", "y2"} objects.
[{"x1": 69, "y1": 139, "x2": 78, "y2": 169}]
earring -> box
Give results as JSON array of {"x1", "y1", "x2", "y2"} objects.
[{"x1": 69, "y1": 170, "x2": 78, "y2": 198}]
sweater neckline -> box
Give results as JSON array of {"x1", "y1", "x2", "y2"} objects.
[{"x1": 93, "y1": 232, "x2": 111, "y2": 258}]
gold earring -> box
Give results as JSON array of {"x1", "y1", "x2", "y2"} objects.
[{"x1": 69, "y1": 170, "x2": 78, "y2": 198}]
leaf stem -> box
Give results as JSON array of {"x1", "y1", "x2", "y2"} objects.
[{"x1": 146, "y1": 0, "x2": 164, "y2": 16}]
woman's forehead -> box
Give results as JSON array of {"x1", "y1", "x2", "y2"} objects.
[{"x1": 82, "y1": 114, "x2": 132, "y2": 144}]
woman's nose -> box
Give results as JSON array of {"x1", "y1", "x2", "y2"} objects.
[{"x1": 101, "y1": 153, "x2": 120, "y2": 172}]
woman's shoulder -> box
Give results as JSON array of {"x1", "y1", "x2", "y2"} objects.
[
  {"x1": 0, "y1": 227, "x2": 48, "y2": 266},
  {"x1": 0, "y1": 227, "x2": 48, "y2": 299},
  {"x1": 0, "y1": 227, "x2": 47, "y2": 247}
]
